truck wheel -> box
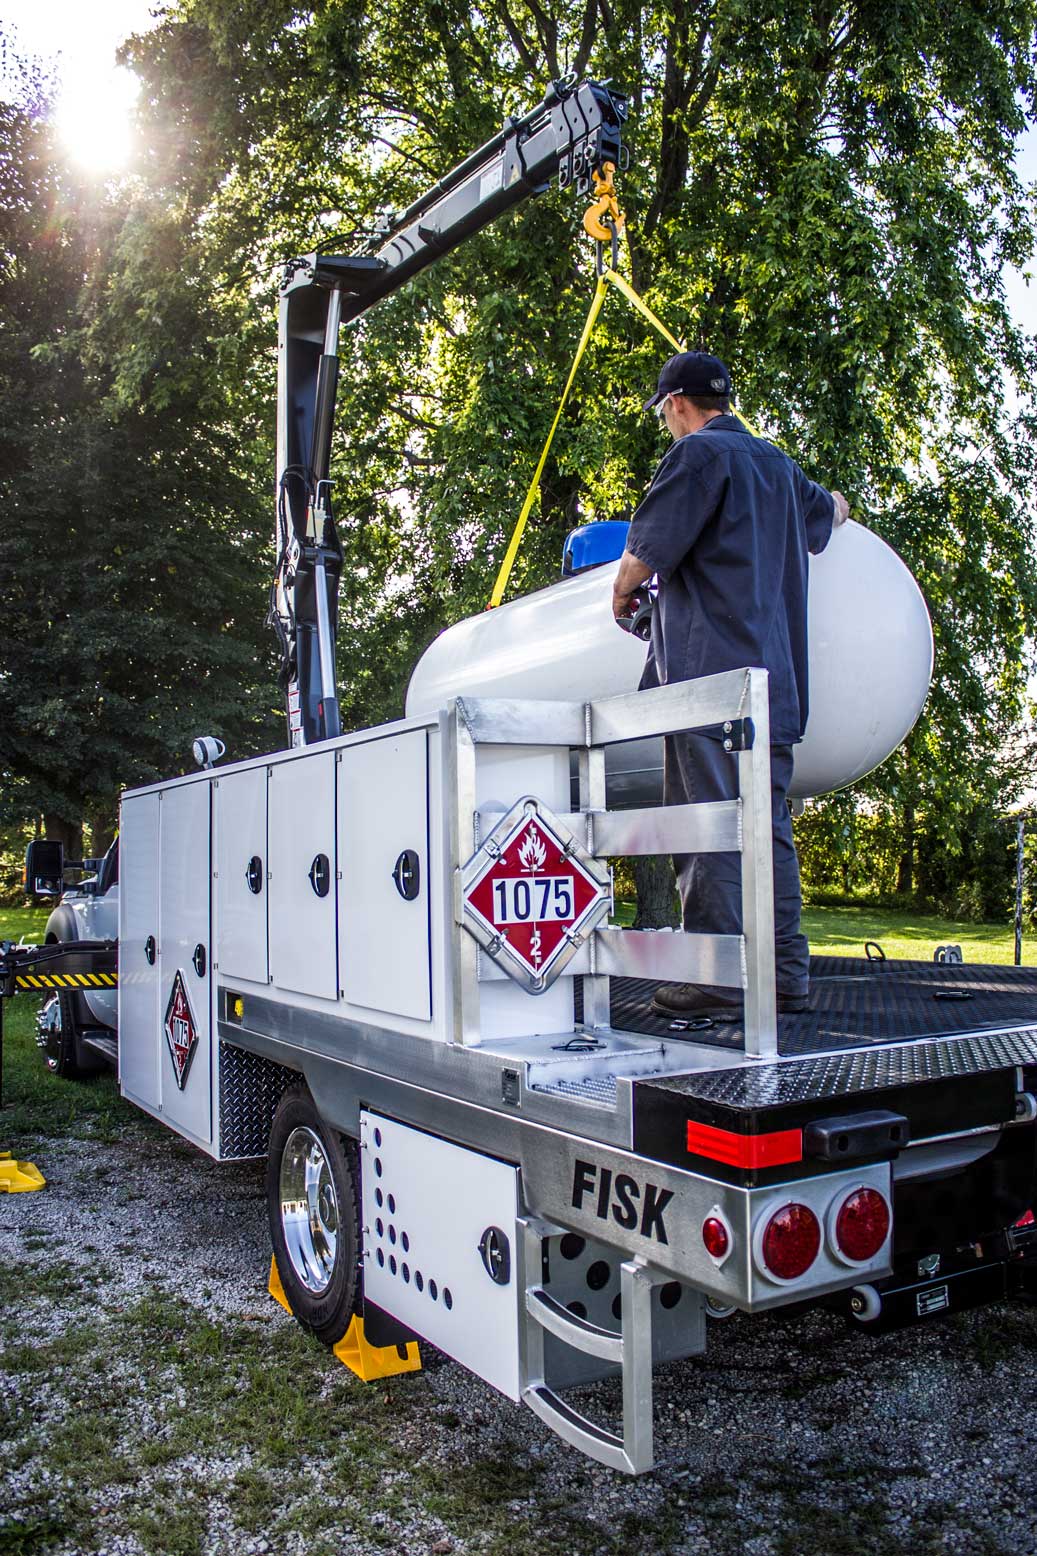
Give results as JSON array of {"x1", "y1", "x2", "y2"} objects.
[
  {"x1": 266, "y1": 1088, "x2": 361, "y2": 1347},
  {"x1": 36, "y1": 992, "x2": 84, "y2": 1078}
]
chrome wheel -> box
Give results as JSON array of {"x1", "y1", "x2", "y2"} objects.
[
  {"x1": 35, "y1": 994, "x2": 64, "y2": 1073},
  {"x1": 279, "y1": 1125, "x2": 340, "y2": 1294}
]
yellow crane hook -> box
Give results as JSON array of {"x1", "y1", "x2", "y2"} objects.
[{"x1": 582, "y1": 161, "x2": 625, "y2": 244}]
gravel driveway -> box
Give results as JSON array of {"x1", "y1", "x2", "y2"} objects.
[{"x1": 3, "y1": 1123, "x2": 1037, "y2": 1556}]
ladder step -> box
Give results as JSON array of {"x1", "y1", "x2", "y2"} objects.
[
  {"x1": 523, "y1": 1383, "x2": 638, "y2": 1474},
  {"x1": 518, "y1": 1221, "x2": 657, "y2": 1474},
  {"x1": 526, "y1": 1285, "x2": 623, "y2": 1364}
]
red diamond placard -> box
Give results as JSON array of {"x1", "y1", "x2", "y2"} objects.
[
  {"x1": 164, "y1": 969, "x2": 199, "y2": 1091},
  {"x1": 461, "y1": 800, "x2": 610, "y2": 990}
]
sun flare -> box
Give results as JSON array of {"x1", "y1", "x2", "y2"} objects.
[{"x1": 54, "y1": 64, "x2": 139, "y2": 174}]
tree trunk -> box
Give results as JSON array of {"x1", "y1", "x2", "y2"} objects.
[
  {"x1": 632, "y1": 855, "x2": 679, "y2": 928},
  {"x1": 43, "y1": 813, "x2": 83, "y2": 861},
  {"x1": 896, "y1": 803, "x2": 914, "y2": 896},
  {"x1": 86, "y1": 804, "x2": 117, "y2": 858}
]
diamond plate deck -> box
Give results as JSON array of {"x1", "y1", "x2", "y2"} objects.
[
  {"x1": 644, "y1": 1026, "x2": 1037, "y2": 1110},
  {"x1": 591, "y1": 955, "x2": 1037, "y2": 1054},
  {"x1": 218, "y1": 1042, "x2": 295, "y2": 1159},
  {"x1": 530, "y1": 1074, "x2": 619, "y2": 1108}
]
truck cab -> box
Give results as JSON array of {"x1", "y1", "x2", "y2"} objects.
[{"x1": 33, "y1": 837, "x2": 119, "y2": 1074}]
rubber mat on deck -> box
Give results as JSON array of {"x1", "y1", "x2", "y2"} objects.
[{"x1": 576, "y1": 956, "x2": 1037, "y2": 1055}]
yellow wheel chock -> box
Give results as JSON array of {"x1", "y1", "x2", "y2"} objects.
[
  {"x1": 0, "y1": 1151, "x2": 45, "y2": 1193},
  {"x1": 268, "y1": 1255, "x2": 421, "y2": 1381}
]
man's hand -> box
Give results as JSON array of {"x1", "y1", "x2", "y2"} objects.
[
  {"x1": 832, "y1": 490, "x2": 850, "y2": 527},
  {"x1": 612, "y1": 548, "x2": 654, "y2": 623},
  {"x1": 612, "y1": 587, "x2": 637, "y2": 621}
]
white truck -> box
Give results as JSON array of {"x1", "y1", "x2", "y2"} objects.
[{"x1": 7, "y1": 80, "x2": 1037, "y2": 1474}]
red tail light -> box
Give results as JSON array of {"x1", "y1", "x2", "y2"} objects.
[
  {"x1": 702, "y1": 1216, "x2": 730, "y2": 1261},
  {"x1": 1013, "y1": 1208, "x2": 1035, "y2": 1229},
  {"x1": 759, "y1": 1203, "x2": 820, "y2": 1281},
  {"x1": 832, "y1": 1187, "x2": 890, "y2": 1263}
]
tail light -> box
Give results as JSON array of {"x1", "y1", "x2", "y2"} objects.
[
  {"x1": 1013, "y1": 1209, "x2": 1035, "y2": 1229},
  {"x1": 702, "y1": 1214, "x2": 731, "y2": 1262},
  {"x1": 757, "y1": 1202, "x2": 821, "y2": 1282},
  {"x1": 829, "y1": 1186, "x2": 891, "y2": 1265}
]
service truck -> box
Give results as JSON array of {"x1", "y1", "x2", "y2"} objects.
[{"x1": 5, "y1": 78, "x2": 1037, "y2": 1474}]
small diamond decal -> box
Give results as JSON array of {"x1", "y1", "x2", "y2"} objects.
[{"x1": 164, "y1": 969, "x2": 199, "y2": 1090}]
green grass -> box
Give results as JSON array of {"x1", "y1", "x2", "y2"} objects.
[
  {"x1": 6, "y1": 1285, "x2": 648, "y2": 1556},
  {"x1": 0, "y1": 992, "x2": 135, "y2": 1141},
  {"x1": 0, "y1": 904, "x2": 51, "y2": 941},
  {"x1": 615, "y1": 896, "x2": 1036, "y2": 965},
  {"x1": 801, "y1": 900, "x2": 1037, "y2": 965},
  {"x1": 0, "y1": 901, "x2": 142, "y2": 1141}
]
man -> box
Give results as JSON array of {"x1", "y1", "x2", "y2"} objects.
[{"x1": 612, "y1": 351, "x2": 849, "y2": 1017}]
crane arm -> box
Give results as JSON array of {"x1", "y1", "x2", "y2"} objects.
[{"x1": 271, "y1": 77, "x2": 628, "y2": 747}]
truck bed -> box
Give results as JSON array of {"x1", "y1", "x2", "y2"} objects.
[
  {"x1": 598, "y1": 954, "x2": 1037, "y2": 1054},
  {"x1": 583, "y1": 957, "x2": 1037, "y2": 1188}
]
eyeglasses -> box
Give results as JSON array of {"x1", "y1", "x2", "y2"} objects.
[{"x1": 655, "y1": 392, "x2": 682, "y2": 421}]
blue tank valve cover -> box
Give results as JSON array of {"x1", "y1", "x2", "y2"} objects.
[{"x1": 561, "y1": 520, "x2": 630, "y2": 576}]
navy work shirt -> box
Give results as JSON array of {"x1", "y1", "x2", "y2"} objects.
[{"x1": 626, "y1": 414, "x2": 835, "y2": 745}]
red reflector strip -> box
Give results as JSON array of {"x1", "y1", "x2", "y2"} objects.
[{"x1": 686, "y1": 1119, "x2": 803, "y2": 1169}]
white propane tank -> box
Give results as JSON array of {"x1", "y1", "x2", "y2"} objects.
[{"x1": 405, "y1": 519, "x2": 934, "y2": 802}]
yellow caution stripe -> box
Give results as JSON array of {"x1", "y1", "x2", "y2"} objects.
[{"x1": 14, "y1": 971, "x2": 117, "y2": 991}]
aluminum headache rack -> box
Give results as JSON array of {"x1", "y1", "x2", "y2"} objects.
[
  {"x1": 442, "y1": 668, "x2": 777, "y2": 1468},
  {"x1": 447, "y1": 663, "x2": 779, "y2": 1058}
]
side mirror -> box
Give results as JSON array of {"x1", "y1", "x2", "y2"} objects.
[{"x1": 24, "y1": 839, "x2": 65, "y2": 898}]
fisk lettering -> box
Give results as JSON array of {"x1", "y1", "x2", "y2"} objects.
[{"x1": 571, "y1": 1159, "x2": 674, "y2": 1244}]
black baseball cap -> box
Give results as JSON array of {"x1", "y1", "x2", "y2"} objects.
[{"x1": 644, "y1": 351, "x2": 732, "y2": 411}]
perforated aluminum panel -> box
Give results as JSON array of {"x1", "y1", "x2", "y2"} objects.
[
  {"x1": 360, "y1": 1111, "x2": 522, "y2": 1399},
  {"x1": 541, "y1": 1229, "x2": 705, "y2": 1387}
]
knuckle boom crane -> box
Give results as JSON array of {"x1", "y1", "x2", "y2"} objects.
[{"x1": 269, "y1": 76, "x2": 628, "y2": 747}]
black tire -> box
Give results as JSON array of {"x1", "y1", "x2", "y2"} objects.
[
  {"x1": 37, "y1": 990, "x2": 106, "y2": 1078},
  {"x1": 266, "y1": 1088, "x2": 362, "y2": 1347}
]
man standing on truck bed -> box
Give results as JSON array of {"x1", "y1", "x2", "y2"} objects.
[{"x1": 611, "y1": 351, "x2": 849, "y2": 1017}]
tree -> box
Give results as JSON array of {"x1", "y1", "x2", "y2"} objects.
[
  {"x1": 0, "y1": 40, "x2": 281, "y2": 846},
  {"x1": 8, "y1": 0, "x2": 1037, "y2": 906},
  {"x1": 120, "y1": 0, "x2": 1037, "y2": 715}
]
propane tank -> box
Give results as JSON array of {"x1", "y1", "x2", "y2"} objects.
[{"x1": 405, "y1": 519, "x2": 933, "y2": 802}]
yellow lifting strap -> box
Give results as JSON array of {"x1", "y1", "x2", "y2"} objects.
[{"x1": 487, "y1": 264, "x2": 686, "y2": 610}]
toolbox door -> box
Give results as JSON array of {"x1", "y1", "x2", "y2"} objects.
[
  {"x1": 118, "y1": 791, "x2": 161, "y2": 1109},
  {"x1": 158, "y1": 780, "x2": 213, "y2": 1146},
  {"x1": 338, "y1": 729, "x2": 431, "y2": 1021},
  {"x1": 268, "y1": 751, "x2": 338, "y2": 1000},
  {"x1": 215, "y1": 766, "x2": 268, "y2": 985}
]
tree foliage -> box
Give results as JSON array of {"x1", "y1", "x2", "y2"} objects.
[
  {"x1": 0, "y1": 39, "x2": 280, "y2": 845},
  {"x1": 4, "y1": 0, "x2": 1037, "y2": 911}
]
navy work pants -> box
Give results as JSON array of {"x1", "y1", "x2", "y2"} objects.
[{"x1": 663, "y1": 732, "x2": 810, "y2": 999}]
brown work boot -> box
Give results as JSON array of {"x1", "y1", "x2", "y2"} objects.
[
  {"x1": 650, "y1": 983, "x2": 743, "y2": 1020},
  {"x1": 650, "y1": 984, "x2": 811, "y2": 1019}
]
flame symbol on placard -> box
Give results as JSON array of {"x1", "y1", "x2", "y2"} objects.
[{"x1": 518, "y1": 827, "x2": 547, "y2": 873}]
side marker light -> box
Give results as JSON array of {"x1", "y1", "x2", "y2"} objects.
[{"x1": 702, "y1": 1216, "x2": 730, "y2": 1261}]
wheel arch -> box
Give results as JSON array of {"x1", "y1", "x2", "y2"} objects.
[{"x1": 43, "y1": 903, "x2": 92, "y2": 1029}]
